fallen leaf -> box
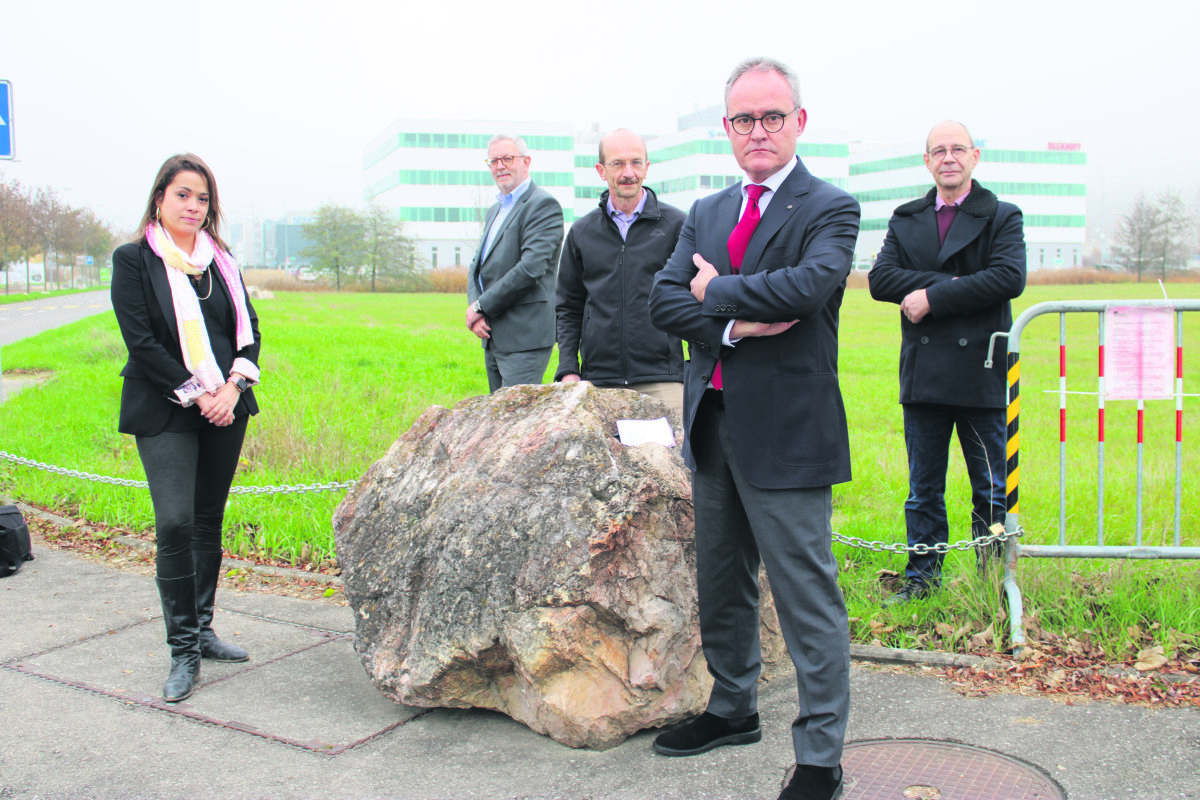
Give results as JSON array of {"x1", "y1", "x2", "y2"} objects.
[{"x1": 1135, "y1": 646, "x2": 1168, "y2": 672}]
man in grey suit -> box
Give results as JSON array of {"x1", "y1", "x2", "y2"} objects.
[
  {"x1": 648, "y1": 58, "x2": 860, "y2": 800},
  {"x1": 467, "y1": 134, "x2": 565, "y2": 392}
]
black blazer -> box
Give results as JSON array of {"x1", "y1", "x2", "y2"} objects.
[
  {"x1": 111, "y1": 240, "x2": 260, "y2": 437},
  {"x1": 867, "y1": 181, "x2": 1026, "y2": 409},
  {"x1": 649, "y1": 158, "x2": 861, "y2": 490}
]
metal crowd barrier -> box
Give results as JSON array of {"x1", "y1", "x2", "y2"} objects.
[{"x1": 987, "y1": 299, "x2": 1200, "y2": 652}]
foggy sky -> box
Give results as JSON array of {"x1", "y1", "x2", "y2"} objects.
[{"x1": 3, "y1": 0, "x2": 1197, "y2": 238}]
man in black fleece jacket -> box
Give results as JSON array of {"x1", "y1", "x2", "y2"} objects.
[{"x1": 555, "y1": 128, "x2": 686, "y2": 415}]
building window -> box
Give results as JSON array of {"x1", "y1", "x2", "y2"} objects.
[
  {"x1": 431, "y1": 247, "x2": 439, "y2": 268},
  {"x1": 454, "y1": 246, "x2": 462, "y2": 265}
]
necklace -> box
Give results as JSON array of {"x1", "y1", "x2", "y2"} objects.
[{"x1": 192, "y1": 269, "x2": 214, "y2": 301}]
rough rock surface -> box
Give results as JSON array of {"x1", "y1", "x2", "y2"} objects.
[{"x1": 333, "y1": 382, "x2": 788, "y2": 749}]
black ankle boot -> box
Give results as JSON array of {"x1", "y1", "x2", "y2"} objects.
[
  {"x1": 193, "y1": 550, "x2": 249, "y2": 662},
  {"x1": 157, "y1": 574, "x2": 201, "y2": 702}
]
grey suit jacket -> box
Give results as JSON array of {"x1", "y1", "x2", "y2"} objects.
[
  {"x1": 468, "y1": 182, "x2": 564, "y2": 353},
  {"x1": 649, "y1": 158, "x2": 860, "y2": 490}
]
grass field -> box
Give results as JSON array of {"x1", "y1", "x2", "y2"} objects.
[{"x1": 1, "y1": 281, "x2": 1197, "y2": 662}]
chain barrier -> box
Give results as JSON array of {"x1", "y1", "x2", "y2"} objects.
[
  {"x1": 0, "y1": 450, "x2": 356, "y2": 495},
  {"x1": 3, "y1": 448, "x2": 1019, "y2": 551},
  {"x1": 833, "y1": 524, "x2": 1021, "y2": 555}
]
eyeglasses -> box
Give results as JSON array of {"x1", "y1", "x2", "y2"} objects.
[
  {"x1": 728, "y1": 109, "x2": 797, "y2": 135},
  {"x1": 927, "y1": 145, "x2": 972, "y2": 161},
  {"x1": 485, "y1": 154, "x2": 525, "y2": 168},
  {"x1": 602, "y1": 159, "x2": 646, "y2": 171}
]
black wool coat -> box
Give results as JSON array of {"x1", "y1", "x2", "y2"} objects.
[{"x1": 867, "y1": 180, "x2": 1026, "y2": 409}]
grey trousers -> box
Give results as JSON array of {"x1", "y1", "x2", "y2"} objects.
[
  {"x1": 484, "y1": 346, "x2": 553, "y2": 393},
  {"x1": 690, "y1": 394, "x2": 850, "y2": 767}
]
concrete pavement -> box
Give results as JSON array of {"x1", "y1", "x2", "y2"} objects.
[
  {"x1": 1, "y1": 290, "x2": 1197, "y2": 797},
  {"x1": 1, "y1": 522, "x2": 1197, "y2": 800}
]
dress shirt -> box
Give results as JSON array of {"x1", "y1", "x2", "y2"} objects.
[
  {"x1": 934, "y1": 187, "x2": 971, "y2": 211},
  {"x1": 722, "y1": 156, "x2": 800, "y2": 347},
  {"x1": 480, "y1": 177, "x2": 533, "y2": 270},
  {"x1": 607, "y1": 190, "x2": 648, "y2": 241}
]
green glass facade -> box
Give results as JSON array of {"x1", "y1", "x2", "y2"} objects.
[
  {"x1": 365, "y1": 132, "x2": 573, "y2": 169},
  {"x1": 852, "y1": 149, "x2": 1087, "y2": 176},
  {"x1": 853, "y1": 182, "x2": 1086, "y2": 205}
]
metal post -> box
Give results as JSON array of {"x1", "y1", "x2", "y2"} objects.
[
  {"x1": 1097, "y1": 311, "x2": 1106, "y2": 546},
  {"x1": 1003, "y1": 346, "x2": 1026, "y2": 652},
  {"x1": 1175, "y1": 310, "x2": 1184, "y2": 547}
]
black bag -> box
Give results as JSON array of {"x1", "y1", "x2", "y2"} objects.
[{"x1": 0, "y1": 504, "x2": 34, "y2": 577}]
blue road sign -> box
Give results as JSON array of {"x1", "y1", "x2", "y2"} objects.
[{"x1": 0, "y1": 81, "x2": 12, "y2": 159}]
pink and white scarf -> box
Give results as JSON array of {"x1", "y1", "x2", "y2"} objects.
[{"x1": 146, "y1": 223, "x2": 256, "y2": 394}]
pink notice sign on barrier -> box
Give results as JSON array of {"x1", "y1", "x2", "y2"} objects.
[{"x1": 1104, "y1": 306, "x2": 1175, "y2": 400}]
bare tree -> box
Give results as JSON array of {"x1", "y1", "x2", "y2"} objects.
[
  {"x1": 1154, "y1": 190, "x2": 1194, "y2": 280},
  {"x1": 0, "y1": 177, "x2": 32, "y2": 292},
  {"x1": 30, "y1": 188, "x2": 72, "y2": 288},
  {"x1": 1112, "y1": 194, "x2": 1161, "y2": 282},
  {"x1": 300, "y1": 204, "x2": 365, "y2": 291},
  {"x1": 362, "y1": 204, "x2": 417, "y2": 292}
]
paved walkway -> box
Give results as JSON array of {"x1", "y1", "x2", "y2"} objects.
[
  {"x1": 0, "y1": 289, "x2": 111, "y2": 403},
  {"x1": 1, "y1": 292, "x2": 1197, "y2": 797},
  {"x1": 2, "y1": 525, "x2": 1197, "y2": 799},
  {"x1": 0, "y1": 289, "x2": 112, "y2": 347}
]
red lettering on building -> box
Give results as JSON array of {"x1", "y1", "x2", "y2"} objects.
[{"x1": 1048, "y1": 142, "x2": 1082, "y2": 151}]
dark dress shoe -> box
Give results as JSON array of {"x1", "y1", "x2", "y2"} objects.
[
  {"x1": 882, "y1": 580, "x2": 933, "y2": 608},
  {"x1": 652, "y1": 711, "x2": 761, "y2": 756},
  {"x1": 777, "y1": 763, "x2": 843, "y2": 800}
]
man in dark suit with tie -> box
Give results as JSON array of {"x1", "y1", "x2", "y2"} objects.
[
  {"x1": 648, "y1": 57, "x2": 860, "y2": 800},
  {"x1": 467, "y1": 134, "x2": 564, "y2": 392},
  {"x1": 867, "y1": 121, "x2": 1026, "y2": 606}
]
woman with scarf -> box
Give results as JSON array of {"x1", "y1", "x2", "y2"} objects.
[{"x1": 111, "y1": 153, "x2": 261, "y2": 703}]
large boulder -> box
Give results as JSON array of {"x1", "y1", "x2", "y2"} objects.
[
  {"x1": 333, "y1": 382, "x2": 788, "y2": 750},
  {"x1": 334, "y1": 383, "x2": 707, "y2": 749}
]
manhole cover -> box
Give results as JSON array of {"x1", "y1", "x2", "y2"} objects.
[{"x1": 837, "y1": 739, "x2": 1066, "y2": 799}]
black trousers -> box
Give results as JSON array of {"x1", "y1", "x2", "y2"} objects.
[{"x1": 136, "y1": 417, "x2": 248, "y2": 580}]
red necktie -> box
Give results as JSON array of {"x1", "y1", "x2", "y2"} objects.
[{"x1": 712, "y1": 184, "x2": 766, "y2": 390}]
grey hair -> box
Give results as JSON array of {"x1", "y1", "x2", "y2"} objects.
[
  {"x1": 725, "y1": 57, "x2": 802, "y2": 111},
  {"x1": 488, "y1": 134, "x2": 529, "y2": 156},
  {"x1": 925, "y1": 121, "x2": 976, "y2": 153}
]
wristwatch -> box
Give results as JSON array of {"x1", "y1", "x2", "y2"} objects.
[
  {"x1": 230, "y1": 376, "x2": 249, "y2": 393},
  {"x1": 471, "y1": 300, "x2": 484, "y2": 315}
]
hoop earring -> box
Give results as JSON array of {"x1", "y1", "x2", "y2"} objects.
[
  {"x1": 155, "y1": 206, "x2": 161, "y2": 222},
  {"x1": 201, "y1": 216, "x2": 210, "y2": 230}
]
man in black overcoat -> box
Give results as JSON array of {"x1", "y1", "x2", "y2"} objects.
[{"x1": 868, "y1": 121, "x2": 1026, "y2": 605}]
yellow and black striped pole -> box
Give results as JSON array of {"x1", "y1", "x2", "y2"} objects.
[{"x1": 1006, "y1": 350, "x2": 1020, "y2": 521}]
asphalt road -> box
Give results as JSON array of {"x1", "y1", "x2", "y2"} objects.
[{"x1": 0, "y1": 289, "x2": 112, "y2": 347}]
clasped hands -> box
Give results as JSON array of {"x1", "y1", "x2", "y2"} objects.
[
  {"x1": 195, "y1": 381, "x2": 239, "y2": 427},
  {"x1": 689, "y1": 253, "x2": 797, "y2": 339},
  {"x1": 466, "y1": 305, "x2": 490, "y2": 340}
]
